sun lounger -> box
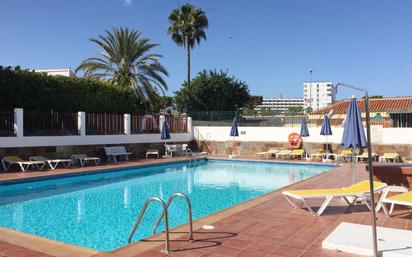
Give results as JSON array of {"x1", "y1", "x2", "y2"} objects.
[
  {"x1": 104, "y1": 146, "x2": 132, "y2": 162},
  {"x1": 29, "y1": 156, "x2": 72, "y2": 170},
  {"x1": 71, "y1": 154, "x2": 100, "y2": 166},
  {"x1": 309, "y1": 150, "x2": 327, "y2": 161},
  {"x1": 1, "y1": 156, "x2": 46, "y2": 172},
  {"x1": 276, "y1": 150, "x2": 292, "y2": 159},
  {"x1": 256, "y1": 148, "x2": 278, "y2": 159},
  {"x1": 379, "y1": 153, "x2": 400, "y2": 163},
  {"x1": 146, "y1": 149, "x2": 159, "y2": 158},
  {"x1": 355, "y1": 152, "x2": 378, "y2": 162},
  {"x1": 289, "y1": 149, "x2": 304, "y2": 160},
  {"x1": 283, "y1": 180, "x2": 387, "y2": 216},
  {"x1": 380, "y1": 186, "x2": 411, "y2": 216},
  {"x1": 326, "y1": 149, "x2": 353, "y2": 162}
]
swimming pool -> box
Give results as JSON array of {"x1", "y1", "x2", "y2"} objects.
[{"x1": 0, "y1": 159, "x2": 334, "y2": 251}]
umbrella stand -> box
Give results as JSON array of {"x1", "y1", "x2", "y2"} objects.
[
  {"x1": 335, "y1": 83, "x2": 378, "y2": 257},
  {"x1": 351, "y1": 151, "x2": 355, "y2": 184}
]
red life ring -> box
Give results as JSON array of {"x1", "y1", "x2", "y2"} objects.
[{"x1": 288, "y1": 132, "x2": 302, "y2": 149}]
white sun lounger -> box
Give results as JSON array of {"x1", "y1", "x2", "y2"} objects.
[
  {"x1": 71, "y1": 154, "x2": 100, "y2": 166},
  {"x1": 283, "y1": 180, "x2": 387, "y2": 216},
  {"x1": 146, "y1": 149, "x2": 159, "y2": 158},
  {"x1": 380, "y1": 186, "x2": 411, "y2": 216},
  {"x1": 29, "y1": 156, "x2": 72, "y2": 170},
  {"x1": 104, "y1": 146, "x2": 132, "y2": 162},
  {"x1": 1, "y1": 156, "x2": 46, "y2": 172}
]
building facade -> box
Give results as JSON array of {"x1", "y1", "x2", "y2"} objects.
[
  {"x1": 303, "y1": 81, "x2": 335, "y2": 110},
  {"x1": 254, "y1": 98, "x2": 304, "y2": 113},
  {"x1": 34, "y1": 68, "x2": 75, "y2": 77}
]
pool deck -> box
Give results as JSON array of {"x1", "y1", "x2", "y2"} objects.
[{"x1": 1, "y1": 156, "x2": 411, "y2": 257}]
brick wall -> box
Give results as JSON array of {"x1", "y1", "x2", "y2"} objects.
[{"x1": 196, "y1": 140, "x2": 412, "y2": 161}]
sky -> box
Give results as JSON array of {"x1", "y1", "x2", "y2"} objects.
[{"x1": 1, "y1": 0, "x2": 412, "y2": 100}]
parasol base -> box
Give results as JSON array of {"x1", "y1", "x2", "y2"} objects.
[{"x1": 323, "y1": 222, "x2": 412, "y2": 256}]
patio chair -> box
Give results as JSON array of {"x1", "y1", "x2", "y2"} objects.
[
  {"x1": 289, "y1": 149, "x2": 305, "y2": 160},
  {"x1": 103, "y1": 146, "x2": 132, "y2": 162},
  {"x1": 275, "y1": 150, "x2": 292, "y2": 159},
  {"x1": 379, "y1": 153, "x2": 400, "y2": 163},
  {"x1": 282, "y1": 180, "x2": 387, "y2": 216},
  {"x1": 29, "y1": 156, "x2": 72, "y2": 170},
  {"x1": 71, "y1": 154, "x2": 100, "y2": 167},
  {"x1": 355, "y1": 152, "x2": 378, "y2": 162},
  {"x1": 326, "y1": 149, "x2": 353, "y2": 162},
  {"x1": 146, "y1": 149, "x2": 159, "y2": 159},
  {"x1": 1, "y1": 156, "x2": 46, "y2": 172},
  {"x1": 256, "y1": 148, "x2": 278, "y2": 159},
  {"x1": 381, "y1": 188, "x2": 412, "y2": 216}
]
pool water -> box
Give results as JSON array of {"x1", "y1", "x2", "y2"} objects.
[{"x1": 0, "y1": 159, "x2": 333, "y2": 251}]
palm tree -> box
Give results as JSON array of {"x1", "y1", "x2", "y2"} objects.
[
  {"x1": 167, "y1": 3, "x2": 208, "y2": 90},
  {"x1": 76, "y1": 27, "x2": 168, "y2": 108}
]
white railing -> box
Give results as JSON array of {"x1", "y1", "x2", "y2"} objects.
[{"x1": 0, "y1": 108, "x2": 192, "y2": 148}]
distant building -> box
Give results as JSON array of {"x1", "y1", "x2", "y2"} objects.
[
  {"x1": 34, "y1": 68, "x2": 75, "y2": 77},
  {"x1": 310, "y1": 97, "x2": 412, "y2": 127},
  {"x1": 303, "y1": 81, "x2": 335, "y2": 110},
  {"x1": 254, "y1": 98, "x2": 304, "y2": 113}
]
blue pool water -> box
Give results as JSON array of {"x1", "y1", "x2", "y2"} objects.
[{"x1": 0, "y1": 159, "x2": 333, "y2": 251}]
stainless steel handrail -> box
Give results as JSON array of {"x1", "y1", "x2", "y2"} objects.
[
  {"x1": 152, "y1": 193, "x2": 194, "y2": 242},
  {"x1": 128, "y1": 197, "x2": 170, "y2": 253}
]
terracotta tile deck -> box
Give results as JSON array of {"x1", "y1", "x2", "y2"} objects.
[{"x1": 1, "y1": 156, "x2": 412, "y2": 257}]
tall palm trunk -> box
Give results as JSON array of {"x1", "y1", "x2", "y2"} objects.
[{"x1": 186, "y1": 42, "x2": 191, "y2": 91}]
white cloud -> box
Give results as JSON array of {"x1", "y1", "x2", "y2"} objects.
[{"x1": 123, "y1": 0, "x2": 133, "y2": 6}]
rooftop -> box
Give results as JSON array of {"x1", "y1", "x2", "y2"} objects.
[{"x1": 313, "y1": 97, "x2": 412, "y2": 115}]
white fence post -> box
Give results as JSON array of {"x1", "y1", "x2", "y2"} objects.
[
  {"x1": 187, "y1": 117, "x2": 192, "y2": 133},
  {"x1": 78, "y1": 112, "x2": 86, "y2": 136},
  {"x1": 14, "y1": 108, "x2": 24, "y2": 138},
  {"x1": 160, "y1": 115, "x2": 165, "y2": 133},
  {"x1": 124, "y1": 114, "x2": 131, "y2": 135}
]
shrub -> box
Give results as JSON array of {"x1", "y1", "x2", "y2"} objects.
[{"x1": 0, "y1": 66, "x2": 142, "y2": 113}]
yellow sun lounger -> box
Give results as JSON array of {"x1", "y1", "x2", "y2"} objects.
[
  {"x1": 256, "y1": 148, "x2": 278, "y2": 159},
  {"x1": 289, "y1": 149, "x2": 304, "y2": 159},
  {"x1": 326, "y1": 149, "x2": 353, "y2": 162},
  {"x1": 381, "y1": 188, "x2": 412, "y2": 216},
  {"x1": 379, "y1": 153, "x2": 400, "y2": 163},
  {"x1": 276, "y1": 150, "x2": 292, "y2": 159},
  {"x1": 355, "y1": 152, "x2": 378, "y2": 162},
  {"x1": 283, "y1": 180, "x2": 387, "y2": 216},
  {"x1": 1, "y1": 156, "x2": 46, "y2": 172}
]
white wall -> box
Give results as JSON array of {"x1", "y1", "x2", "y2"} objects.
[
  {"x1": 0, "y1": 133, "x2": 192, "y2": 148},
  {"x1": 193, "y1": 126, "x2": 412, "y2": 145}
]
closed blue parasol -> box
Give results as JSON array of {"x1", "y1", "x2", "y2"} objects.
[
  {"x1": 161, "y1": 120, "x2": 170, "y2": 140},
  {"x1": 230, "y1": 117, "x2": 239, "y2": 137},
  {"x1": 320, "y1": 115, "x2": 332, "y2": 136},
  {"x1": 229, "y1": 117, "x2": 239, "y2": 158},
  {"x1": 341, "y1": 98, "x2": 367, "y2": 149},
  {"x1": 342, "y1": 97, "x2": 367, "y2": 183},
  {"x1": 300, "y1": 118, "x2": 310, "y2": 137},
  {"x1": 320, "y1": 115, "x2": 332, "y2": 153}
]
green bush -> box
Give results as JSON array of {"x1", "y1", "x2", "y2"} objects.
[
  {"x1": 0, "y1": 67, "x2": 142, "y2": 113},
  {"x1": 174, "y1": 69, "x2": 251, "y2": 112}
]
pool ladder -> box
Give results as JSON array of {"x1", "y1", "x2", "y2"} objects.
[{"x1": 127, "y1": 192, "x2": 194, "y2": 254}]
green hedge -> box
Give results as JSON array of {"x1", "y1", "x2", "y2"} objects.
[{"x1": 0, "y1": 67, "x2": 141, "y2": 113}]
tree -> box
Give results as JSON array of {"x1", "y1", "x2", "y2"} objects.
[
  {"x1": 174, "y1": 70, "x2": 250, "y2": 112},
  {"x1": 76, "y1": 27, "x2": 168, "y2": 109},
  {"x1": 167, "y1": 3, "x2": 208, "y2": 90},
  {"x1": 244, "y1": 95, "x2": 263, "y2": 109},
  {"x1": 287, "y1": 106, "x2": 304, "y2": 115}
]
